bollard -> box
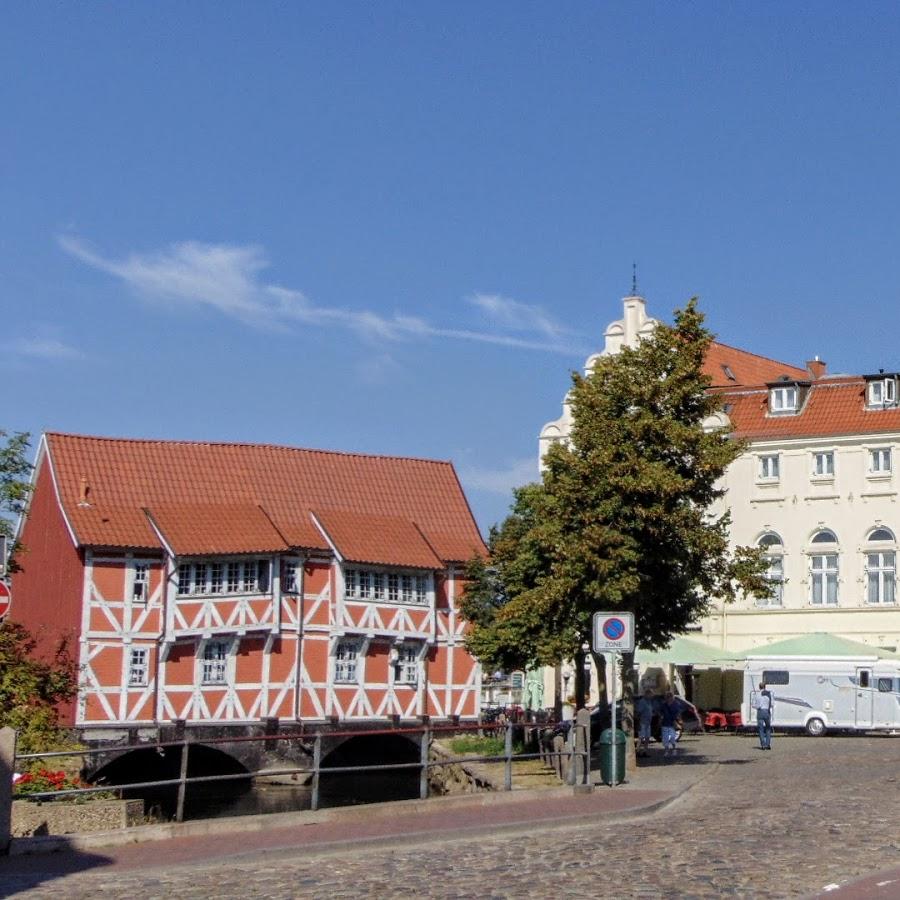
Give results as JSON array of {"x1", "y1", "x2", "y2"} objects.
[
  {"x1": 0, "y1": 728, "x2": 16, "y2": 855},
  {"x1": 552, "y1": 734, "x2": 565, "y2": 779}
]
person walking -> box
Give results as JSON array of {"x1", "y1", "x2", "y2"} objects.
[
  {"x1": 660, "y1": 691, "x2": 680, "y2": 758},
  {"x1": 636, "y1": 688, "x2": 655, "y2": 756},
  {"x1": 753, "y1": 682, "x2": 774, "y2": 750}
]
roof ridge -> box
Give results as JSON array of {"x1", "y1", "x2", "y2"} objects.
[
  {"x1": 45, "y1": 432, "x2": 454, "y2": 468},
  {"x1": 709, "y1": 340, "x2": 808, "y2": 375}
]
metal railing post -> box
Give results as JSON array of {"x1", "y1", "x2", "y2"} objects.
[
  {"x1": 419, "y1": 725, "x2": 430, "y2": 800},
  {"x1": 504, "y1": 721, "x2": 513, "y2": 791},
  {"x1": 311, "y1": 733, "x2": 322, "y2": 811},
  {"x1": 175, "y1": 739, "x2": 189, "y2": 823}
]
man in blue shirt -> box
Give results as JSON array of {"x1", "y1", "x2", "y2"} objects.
[
  {"x1": 752, "y1": 682, "x2": 774, "y2": 750},
  {"x1": 660, "y1": 691, "x2": 681, "y2": 758}
]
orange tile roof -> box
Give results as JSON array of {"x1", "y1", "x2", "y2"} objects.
[
  {"x1": 703, "y1": 341, "x2": 809, "y2": 388},
  {"x1": 313, "y1": 509, "x2": 444, "y2": 569},
  {"x1": 146, "y1": 504, "x2": 290, "y2": 556},
  {"x1": 46, "y1": 433, "x2": 486, "y2": 564},
  {"x1": 722, "y1": 377, "x2": 900, "y2": 441}
]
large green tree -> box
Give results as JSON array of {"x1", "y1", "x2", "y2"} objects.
[
  {"x1": 0, "y1": 430, "x2": 32, "y2": 573},
  {"x1": 462, "y1": 300, "x2": 769, "y2": 709}
]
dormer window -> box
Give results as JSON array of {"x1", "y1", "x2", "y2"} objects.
[
  {"x1": 769, "y1": 385, "x2": 798, "y2": 413},
  {"x1": 867, "y1": 376, "x2": 897, "y2": 408}
]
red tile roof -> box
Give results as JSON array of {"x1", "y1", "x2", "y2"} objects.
[
  {"x1": 703, "y1": 341, "x2": 809, "y2": 388},
  {"x1": 313, "y1": 509, "x2": 444, "y2": 569},
  {"x1": 46, "y1": 433, "x2": 486, "y2": 564},
  {"x1": 722, "y1": 377, "x2": 900, "y2": 441}
]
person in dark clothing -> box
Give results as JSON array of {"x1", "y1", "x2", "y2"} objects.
[{"x1": 660, "y1": 691, "x2": 681, "y2": 758}]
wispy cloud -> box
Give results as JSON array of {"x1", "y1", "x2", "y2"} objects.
[
  {"x1": 459, "y1": 457, "x2": 539, "y2": 496},
  {"x1": 14, "y1": 336, "x2": 84, "y2": 361},
  {"x1": 59, "y1": 236, "x2": 582, "y2": 355}
]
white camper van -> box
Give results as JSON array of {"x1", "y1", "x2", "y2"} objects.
[{"x1": 741, "y1": 655, "x2": 900, "y2": 736}]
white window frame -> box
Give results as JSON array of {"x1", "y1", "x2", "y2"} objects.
[
  {"x1": 200, "y1": 638, "x2": 232, "y2": 686},
  {"x1": 869, "y1": 448, "x2": 893, "y2": 475},
  {"x1": 769, "y1": 386, "x2": 798, "y2": 413},
  {"x1": 130, "y1": 561, "x2": 151, "y2": 605},
  {"x1": 393, "y1": 643, "x2": 420, "y2": 686},
  {"x1": 868, "y1": 378, "x2": 897, "y2": 408},
  {"x1": 281, "y1": 559, "x2": 300, "y2": 594},
  {"x1": 811, "y1": 450, "x2": 834, "y2": 478},
  {"x1": 177, "y1": 559, "x2": 270, "y2": 597},
  {"x1": 758, "y1": 454, "x2": 780, "y2": 481},
  {"x1": 334, "y1": 639, "x2": 361, "y2": 684},
  {"x1": 128, "y1": 647, "x2": 149, "y2": 686},
  {"x1": 866, "y1": 550, "x2": 896, "y2": 605},
  {"x1": 809, "y1": 552, "x2": 839, "y2": 606},
  {"x1": 343, "y1": 566, "x2": 432, "y2": 606}
]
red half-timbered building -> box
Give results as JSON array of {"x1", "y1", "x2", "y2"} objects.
[{"x1": 11, "y1": 433, "x2": 486, "y2": 731}]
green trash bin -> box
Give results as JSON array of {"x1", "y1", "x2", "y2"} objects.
[{"x1": 598, "y1": 728, "x2": 627, "y2": 785}]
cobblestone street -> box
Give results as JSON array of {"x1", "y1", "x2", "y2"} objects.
[{"x1": 4, "y1": 732, "x2": 900, "y2": 899}]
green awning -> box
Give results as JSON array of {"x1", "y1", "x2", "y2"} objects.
[
  {"x1": 733, "y1": 632, "x2": 900, "y2": 660},
  {"x1": 634, "y1": 636, "x2": 740, "y2": 666}
]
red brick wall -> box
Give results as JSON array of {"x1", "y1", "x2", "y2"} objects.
[{"x1": 10, "y1": 457, "x2": 85, "y2": 724}]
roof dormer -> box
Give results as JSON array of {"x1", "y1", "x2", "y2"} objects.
[
  {"x1": 766, "y1": 376, "x2": 809, "y2": 416},
  {"x1": 864, "y1": 372, "x2": 899, "y2": 409}
]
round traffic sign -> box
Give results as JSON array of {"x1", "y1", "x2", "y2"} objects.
[
  {"x1": 602, "y1": 617, "x2": 626, "y2": 641},
  {"x1": 0, "y1": 581, "x2": 10, "y2": 618}
]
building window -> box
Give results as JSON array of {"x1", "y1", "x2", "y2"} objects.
[
  {"x1": 201, "y1": 641, "x2": 229, "y2": 684},
  {"x1": 867, "y1": 552, "x2": 895, "y2": 604},
  {"x1": 335, "y1": 640, "x2": 360, "y2": 683},
  {"x1": 282, "y1": 561, "x2": 299, "y2": 593},
  {"x1": 769, "y1": 386, "x2": 798, "y2": 413},
  {"x1": 344, "y1": 568, "x2": 429, "y2": 605},
  {"x1": 128, "y1": 647, "x2": 148, "y2": 686},
  {"x1": 812, "y1": 451, "x2": 834, "y2": 477},
  {"x1": 132, "y1": 563, "x2": 149, "y2": 604},
  {"x1": 759, "y1": 454, "x2": 780, "y2": 480},
  {"x1": 868, "y1": 378, "x2": 897, "y2": 408},
  {"x1": 394, "y1": 644, "x2": 419, "y2": 685},
  {"x1": 870, "y1": 448, "x2": 892, "y2": 474},
  {"x1": 177, "y1": 559, "x2": 268, "y2": 596},
  {"x1": 757, "y1": 533, "x2": 784, "y2": 607},
  {"x1": 810, "y1": 553, "x2": 839, "y2": 605}
]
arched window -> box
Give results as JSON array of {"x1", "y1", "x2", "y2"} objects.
[
  {"x1": 809, "y1": 529, "x2": 839, "y2": 606},
  {"x1": 866, "y1": 527, "x2": 896, "y2": 605},
  {"x1": 757, "y1": 533, "x2": 784, "y2": 607}
]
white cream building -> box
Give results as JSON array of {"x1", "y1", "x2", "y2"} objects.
[{"x1": 539, "y1": 295, "x2": 900, "y2": 682}]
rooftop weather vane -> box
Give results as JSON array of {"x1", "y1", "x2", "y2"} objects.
[{"x1": 632, "y1": 262, "x2": 638, "y2": 296}]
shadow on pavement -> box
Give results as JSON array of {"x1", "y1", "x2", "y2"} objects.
[{"x1": 0, "y1": 839, "x2": 113, "y2": 897}]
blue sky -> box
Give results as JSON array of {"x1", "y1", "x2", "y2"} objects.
[{"x1": 5, "y1": 4, "x2": 900, "y2": 533}]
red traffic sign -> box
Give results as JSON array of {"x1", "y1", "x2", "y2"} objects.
[{"x1": 0, "y1": 581, "x2": 10, "y2": 618}]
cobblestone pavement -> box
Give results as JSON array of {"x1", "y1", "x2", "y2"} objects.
[{"x1": 4, "y1": 732, "x2": 900, "y2": 899}]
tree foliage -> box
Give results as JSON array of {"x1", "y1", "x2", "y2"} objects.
[
  {"x1": 0, "y1": 430, "x2": 32, "y2": 572},
  {"x1": 462, "y1": 300, "x2": 770, "y2": 678},
  {"x1": 0, "y1": 620, "x2": 76, "y2": 754}
]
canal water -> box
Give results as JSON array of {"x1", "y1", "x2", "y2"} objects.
[{"x1": 184, "y1": 769, "x2": 419, "y2": 821}]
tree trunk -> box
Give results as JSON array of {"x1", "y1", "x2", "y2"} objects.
[
  {"x1": 589, "y1": 650, "x2": 608, "y2": 707},
  {"x1": 574, "y1": 647, "x2": 587, "y2": 709},
  {"x1": 620, "y1": 650, "x2": 637, "y2": 769}
]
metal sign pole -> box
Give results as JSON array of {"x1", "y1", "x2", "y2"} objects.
[{"x1": 610, "y1": 651, "x2": 617, "y2": 787}]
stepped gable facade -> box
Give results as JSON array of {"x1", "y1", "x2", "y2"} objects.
[{"x1": 11, "y1": 433, "x2": 486, "y2": 727}]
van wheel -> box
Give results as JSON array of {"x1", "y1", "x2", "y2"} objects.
[{"x1": 806, "y1": 717, "x2": 826, "y2": 737}]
